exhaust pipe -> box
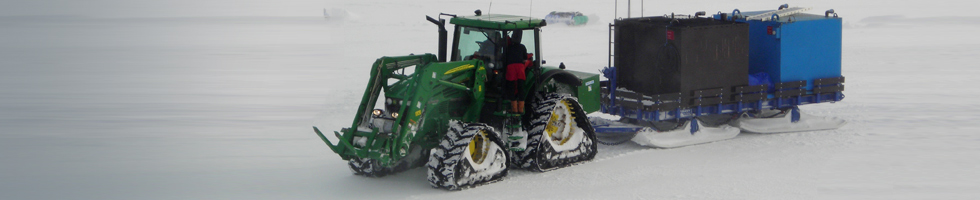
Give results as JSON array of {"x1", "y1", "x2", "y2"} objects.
[{"x1": 426, "y1": 16, "x2": 448, "y2": 62}]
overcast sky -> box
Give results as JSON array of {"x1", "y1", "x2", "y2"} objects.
[
  {"x1": 6, "y1": 0, "x2": 974, "y2": 20},
  {"x1": 0, "y1": 0, "x2": 330, "y2": 18}
]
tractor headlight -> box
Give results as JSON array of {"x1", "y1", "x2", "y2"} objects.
[
  {"x1": 391, "y1": 112, "x2": 399, "y2": 118},
  {"x1": 372, "y1": 109, "x2": 383, "y2": 117}
]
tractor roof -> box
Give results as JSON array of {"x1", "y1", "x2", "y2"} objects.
[{"x1": 450, "y1": 14, "x2": 546, "y2": 30}]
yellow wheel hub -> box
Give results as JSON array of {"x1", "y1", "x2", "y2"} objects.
[
  {"x1": 546, "y1": 99, "x2": 576, "y2": 145},
  {"x1": 468, "y1": 130, "x2": 490, "y2": 164}
]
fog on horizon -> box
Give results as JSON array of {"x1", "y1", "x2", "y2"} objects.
[{"x1": 0, "y1": 0, "x2": 336, "y2": 18}]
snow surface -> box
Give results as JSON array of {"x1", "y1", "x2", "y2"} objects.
[{"x1": 2, "y1": 0, "x2": 980, "y2": 199}]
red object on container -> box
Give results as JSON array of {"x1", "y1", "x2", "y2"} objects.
[
  {"x1": 767, "y1": 26, "x2": 774, "y2": 35},
  {"x1": 666, "y1": 30, "x2": 675, "y2": 40}
]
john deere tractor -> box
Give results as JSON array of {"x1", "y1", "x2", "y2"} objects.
[{"x1": 313, "y1": 11, "x2": 601, "y2": 190}]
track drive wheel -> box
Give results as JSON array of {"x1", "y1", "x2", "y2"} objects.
[
  {"x1": 427, "y1": 120, "x2": 509, "y2": 190},
  {"x1": 516, "y1": 93, "x2": 598, "y2": 171}
]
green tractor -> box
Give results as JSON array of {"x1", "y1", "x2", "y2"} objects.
[{"x1": 313, "y1": 11, "x2": 601, "y2": 190}]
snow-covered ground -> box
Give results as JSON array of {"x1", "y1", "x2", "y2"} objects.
[{"x1": 2, "y1": 0, "x2": 979, "y2": 199}]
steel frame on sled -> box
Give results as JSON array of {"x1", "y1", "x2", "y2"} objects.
[{"x1": 595, "y1": 66, "x2": 844, "y2": 133}]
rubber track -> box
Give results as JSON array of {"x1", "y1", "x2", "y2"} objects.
[
  {"x1": 514, "y1": 93, "x2": 598, "y2": 171},
  {"x1": 427, "y1": 121, "x2": 508, "y2": 190},
  {"x1": 348, "y1": 150, "x2": 423, "y2": 177},
  {"x1": 348, "y1": 158, "x2": 391, "y2": 177}
]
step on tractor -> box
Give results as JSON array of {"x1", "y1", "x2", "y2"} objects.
[{"x1": 314, "y1": 11, "x2": 602, "y2": 190}]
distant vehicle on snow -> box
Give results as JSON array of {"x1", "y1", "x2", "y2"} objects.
[{"x1": 545, "y1": 11, "x2": 589, "y2": 26}]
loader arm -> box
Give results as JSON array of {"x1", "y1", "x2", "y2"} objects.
[
  {"x1": 395, "y1": 60, "x2": 487, "y2": 153},
  {"x1": 316, "y1": 53, "x2": 488, "y2": 167},
  {"x1": 316, "y1": 54, "x2": 438, "y2": 160}
]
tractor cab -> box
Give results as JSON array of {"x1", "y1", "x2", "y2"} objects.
[
  {"x1": 448, "y1": 14, "x2": 545, "y2": 67},
  {"x1": 446, "y1": 13, "x2": 547, "y2": 96}
]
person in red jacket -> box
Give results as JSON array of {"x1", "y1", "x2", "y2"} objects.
[{"x1": 504, "y1": 36, "x2": 531, "y2": 113}]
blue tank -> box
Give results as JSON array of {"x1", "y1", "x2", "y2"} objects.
[{"x1": 715, "y1": 8, "x2": 842, "y2": 91}]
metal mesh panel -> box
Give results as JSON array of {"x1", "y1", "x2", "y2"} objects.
[{"x1": 614, "y1": 17, "x2": 750, "y2": 106}]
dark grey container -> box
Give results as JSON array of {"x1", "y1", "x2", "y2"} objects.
[{"x1": 615, "y1": 17, "x2": 749, "y2": 106}]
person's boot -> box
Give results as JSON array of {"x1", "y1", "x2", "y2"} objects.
[
  {"x1": 511, "y1": 101, "x2": 519, "y2": 113},
  {"x1": 517, "y1": 101, "x2": 525, "y2": 113}
]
